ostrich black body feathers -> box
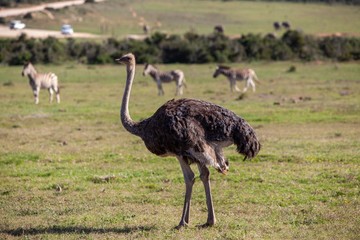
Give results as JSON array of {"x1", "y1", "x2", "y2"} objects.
[{"x1": 137, "y1": 98, "x2": 260, "y2": 162}]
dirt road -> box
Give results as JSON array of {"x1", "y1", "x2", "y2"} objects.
[
  {"x1": 0, "y1": 0, "x2": 105, "y2": 18},
  {"x1": 0, "y1": 0, "x2": 104, "y2": 38},
  {"x1": 0, "y1": 25, "x2": 100, "y2": 39}
]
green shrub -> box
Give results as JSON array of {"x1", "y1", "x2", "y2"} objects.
[
  {"x1": 160, "y1": 34, "x2": 192, "y2": 63},
  {"x1": 1, "y1": 31, "x2": 359, "y2": 65},
  {"x1": 319, "y1": 36, "x2": 360, "y2": 61},
  {"x1": 238, "y1": 34, "x2": 264, "y2": 61}
]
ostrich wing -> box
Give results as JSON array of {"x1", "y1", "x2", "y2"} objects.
[{"x1": 138, "y1": 98, "x2": 259, "y2": 160}]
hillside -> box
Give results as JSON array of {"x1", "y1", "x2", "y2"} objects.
[{"x1": 5, "y1": 0, "x2": 360, "y2": 39}]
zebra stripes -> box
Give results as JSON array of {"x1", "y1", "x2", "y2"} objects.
[
  {"x1": 143, "y1": 63, "x2": 186, "y2": 96},
  {"x1": 213, "y1": 65, "x2": 259, "y2": 93},
  {"x1": 22, "y1": 62, "x2": 60, "y2": 104},
  {"x1": 20, "y1": 61, "x2": 258, "y2": 104}
]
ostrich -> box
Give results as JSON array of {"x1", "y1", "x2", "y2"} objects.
[
  {"x1": 282, "y1": 21, "x2": 291, "y2": 30},
  {"x1": 214, "y1": 25, "x2": 224, "y2": 34},
  {"x1": 116, "y1": 53, "x2": 261, "y2": 229},
  {"x1": 273, "y1": 21, "x2": 281, "y2": 31}
]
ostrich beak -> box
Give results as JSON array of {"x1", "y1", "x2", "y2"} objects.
[
  {"x1": 115, "y1": 58, "x2": 124, "y2": 64},
  {"x1": 115, "y1": 57, "x2": 127, "y2": 64},
  {"x1": 115, "y1": 53, "x2": 135, "y2": 65}
]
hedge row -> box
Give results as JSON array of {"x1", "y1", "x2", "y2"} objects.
[{"x1": 0, "y1": 30, "x2": 359, "y2": 65}]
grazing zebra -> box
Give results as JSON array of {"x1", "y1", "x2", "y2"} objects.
[
  {"x1": 213, "y1": 65, "x2": 259, "y2": 93},
  {"x1": 143, "y1": 63, "x2": 186, "y2": 96},
  {"x1": 21, "y1": 62, "x2": 60, "y2": 104}
]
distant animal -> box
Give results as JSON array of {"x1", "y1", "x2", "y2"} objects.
[
  {"x1": 21, "y1": 62, "x2": 60, "y2": 104},
  {"x1": 265, "y1": 33, "x2": 277, "y2": 39},
  {"x1": 143, "y1": 63, "x2": 186, "y2": 96},
  {"x1": 143, "y1": 24, "x2": 150, "y2": 34},
  {"x1": 213, "y1": 65, "x2": 259, "y2": 93},
  {"x1": 282, "y1": 21, "x2": 291, "y2": 30},
  {"x1": 273, "y1": 22, "x2": 281, "y2": 31},
  {"x1": 116, "y1": 53, "x2": 261, "y2": 229},
  {"x1": 214, "y1": 25, "x2": 224, "y2": 34}
]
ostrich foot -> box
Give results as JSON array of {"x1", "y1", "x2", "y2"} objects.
[
  {"x1": 174, "y1": 223, "x2": 188, "y2": 230},
  {"x1": 196, "y1": 222, "x2": 214, "y2": 228}
]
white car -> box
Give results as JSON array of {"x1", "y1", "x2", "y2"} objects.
[
  {"x1": 9, "y1": 20, "x2": 26, "y2": 30},
  {"x1": 61, "y1": 24, "x2": 74, "y2": 35}
]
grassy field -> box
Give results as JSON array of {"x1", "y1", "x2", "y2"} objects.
[
  {"x1": 0, "y1": 60, "x2": 359, "y2": 239},
  {"x1": 21, "y1": 0, "x2": 360, "y2": 38}
]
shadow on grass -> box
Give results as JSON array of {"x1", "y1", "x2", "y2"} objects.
[{"x1": 1, "y1": 225, "x2": 155, "y2": 236}]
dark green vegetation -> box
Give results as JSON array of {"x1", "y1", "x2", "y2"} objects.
[
  {"x1": 0, "y1": 61, "x2": 359, "y2": 239},
  {"x1": 1, "y1": 30, "x2": 360, "y2": 65}
]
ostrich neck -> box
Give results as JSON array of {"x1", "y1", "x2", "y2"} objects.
[{"x1": 121, "y1": 64, "x2": 142, "y2": 137}]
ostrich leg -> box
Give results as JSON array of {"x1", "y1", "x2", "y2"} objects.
[
  {"x1": 197, "y1": 164, "x2": 216, "y2": 227},
  {"x1": 176, "y1": 157, "x2": 195, "y2": 229}
]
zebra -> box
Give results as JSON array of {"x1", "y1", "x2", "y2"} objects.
[
  {"x1": 213, "y1": 65, "x2": 259, "y2": 93},
  {"x1": 21, "y1": 62, "x2": 60, "y2": 104},
  {"x1": 143, "y1": 63, "x2": 186, "y2": 96}
]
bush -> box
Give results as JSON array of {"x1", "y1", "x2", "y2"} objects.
[
  {"x1": 319, "y1": 36, "x2": 360, "y2": 61},
  {"x1": 238, "y1": 34, "x2": 264, "y2": 61},
  {"x1": 0, "y1": 31, "x2": 359, "y2": 65},
  {"x1": 160, "y1": 35, "x2": 192, "y2": 63},
  {"x1": 42, "y1": 37, "x2": 66, "y2": 63}
]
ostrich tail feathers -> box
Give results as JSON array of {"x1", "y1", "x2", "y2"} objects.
[{"x1": 234, "y1": 122, "x2": 261, "y2": 160}]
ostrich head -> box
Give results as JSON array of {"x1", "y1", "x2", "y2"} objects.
[{"x1": 116, "y1": 53, "x2": 135, "y2": 66}]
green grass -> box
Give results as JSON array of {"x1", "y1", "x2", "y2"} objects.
[
  {"x1": 0, "y1": 60, "x2": 359, "y2": 239},
  {"x1": 20, "y1": 0, "x2": 360, "y2": 38}
]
